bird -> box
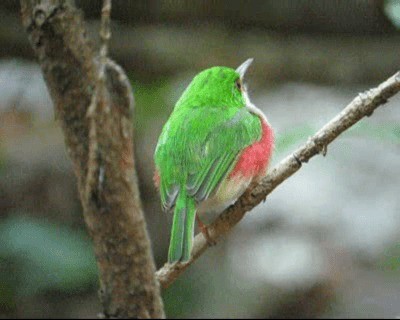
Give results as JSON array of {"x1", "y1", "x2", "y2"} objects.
[{"x1": 154, "y1": 59, "x2": 274, "y2": 263}]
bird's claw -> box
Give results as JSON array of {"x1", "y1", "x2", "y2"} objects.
[{"x1": 197, "y1": 216, "x2": 216, "y2": 246}]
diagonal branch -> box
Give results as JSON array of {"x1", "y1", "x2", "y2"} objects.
[{"x1": 156, "y1": 71, "x2": 400, "y2": 289}]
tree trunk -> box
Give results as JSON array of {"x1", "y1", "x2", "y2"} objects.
[{"x1": 20, "y1": 1, "x2": 165, "y2": 318}]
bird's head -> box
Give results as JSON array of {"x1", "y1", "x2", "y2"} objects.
[{"x1": 175, "y1": 58, "x2": 254, "y2": 110}]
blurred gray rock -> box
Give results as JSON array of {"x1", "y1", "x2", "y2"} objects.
[{"x1": 0, "y1": 60, "x2": 53, "y2": 122}]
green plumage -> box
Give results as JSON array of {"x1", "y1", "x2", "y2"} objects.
[{"x1": 154, "y1": 66, "x2": 262, "y2": 263}]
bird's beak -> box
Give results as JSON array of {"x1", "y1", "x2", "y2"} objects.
[{"x1": 236, "y1": 58, "x2": 254, "y2": 79}]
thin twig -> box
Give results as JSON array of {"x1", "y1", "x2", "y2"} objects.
[
  {"x1": 85, "y1": 0, "x2": 112, "y2": 202},
  {"x1": 156, "y1": 71, "x2": 400, "y2": 289},
  {"x1": 99, "y1": 0, "x2": 111, "y2": 82}
]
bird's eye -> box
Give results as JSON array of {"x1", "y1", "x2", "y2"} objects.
[{"x1": 235, "y1": 79, "x2": 242, "y2": 91}]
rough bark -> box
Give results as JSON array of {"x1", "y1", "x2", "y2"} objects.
[
  {"x1": 20, "y1": 1, "x2": 165, "y2": 318},
  {"x1": 156, "y1": 71, "x2": 400, "y2": 289}
]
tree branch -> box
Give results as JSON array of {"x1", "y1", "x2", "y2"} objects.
[
  {"x1": 156, "y1": 71, "x2": 400, "y2": 289},
  {"x1": 20, "y1": 1, "x2": 165, "y2": 318}
]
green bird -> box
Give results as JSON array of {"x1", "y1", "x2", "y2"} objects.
[{"x1": 154, "y1": 59, "x2": 274, "y2": 263}]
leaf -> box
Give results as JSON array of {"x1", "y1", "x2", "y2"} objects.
[
  {"x1": 378, "y1": 243, "x2": 400, "y2": 273},
  {"x1": 130, "y1": 77, "x2": 172, "y2": 129},
  {"x1": 274, "y1": 125, "x2": 316, "y2": 155},
  {"x1": 384, "y1": 0, "x2": 400, "y2": 29},
  {"x1": 0, "y1": 215, "x2": 98, "y2": 296},
  {"x1": 347, "y1": 122, "x2": 400, "y2": 144}
]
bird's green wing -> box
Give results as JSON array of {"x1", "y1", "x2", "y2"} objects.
[{"x1": 155, "y1": 106, "x2": 262, "y2": 209}]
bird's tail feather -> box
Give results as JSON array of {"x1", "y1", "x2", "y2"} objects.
[{"x1": 168, "y1": 188, "x2": 196, "y2": 263}]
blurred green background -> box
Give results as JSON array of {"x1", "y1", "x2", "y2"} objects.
[{"x1": 0, "y1": 0, "x2": 400, "y2": 318}]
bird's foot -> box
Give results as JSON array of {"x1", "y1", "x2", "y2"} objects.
[{"x1": 196, "y1": 216, "x2": 216, "y2": 246}]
